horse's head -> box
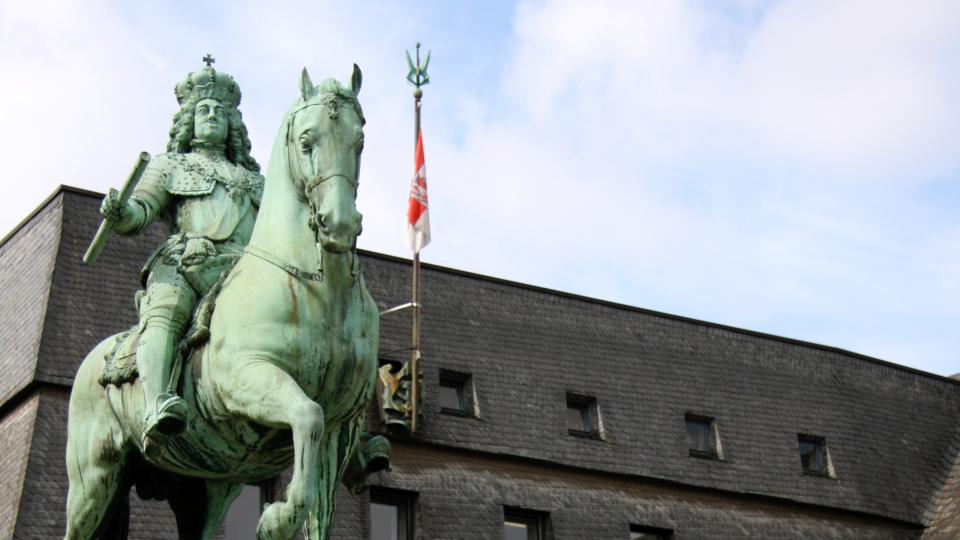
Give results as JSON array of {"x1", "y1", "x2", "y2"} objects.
[{"x1": 286, "y1": 66, "x2": 365, "y2": 253}]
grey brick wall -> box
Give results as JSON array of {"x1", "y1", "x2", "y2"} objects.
[
  {"x1": 352, "y1": 441, "x2": 925, "y2": 539},
  {"x1": 921, "y1": 420, "x2": 960, "y2": 539},
  {"x1": 0, "y1": 395, "x2": 39, "y2": 540}
]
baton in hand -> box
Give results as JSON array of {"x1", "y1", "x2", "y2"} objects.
[{"x1": 83, "y1": 152, "x2": 151, "y2": 265}]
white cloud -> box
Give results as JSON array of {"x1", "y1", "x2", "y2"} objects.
[
  {"x1": 0, "y1": 0, "x2": 176, "y2": 229},
  {"x1": 425, "y1": 0, "x2": 960, "y2": 374},
  {"x1": 0, "y1": 0, "x2": 956, "y2": 376},
  {"x1": 498, "y1": 0, "x2": 960, "y2": 181},
  {"x1": 735, "y1": 1, "x2": 960, "y2": 179}
]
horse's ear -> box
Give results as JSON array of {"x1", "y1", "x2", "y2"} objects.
[
  {"x1": 300, "y1": 68, "x2": 314, "y2": 100},
  {"x1": 350, "y1": 64, "x2": 362, "y2": 95}
]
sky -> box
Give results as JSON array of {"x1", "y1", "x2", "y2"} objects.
[{"x1": 1, "y1": 0, "x2": 958, "y2": 376}]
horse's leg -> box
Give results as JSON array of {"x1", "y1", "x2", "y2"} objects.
[
  {"x1": 215, "y1": 360, "x2": 325, "y2": 540},
  {"x1": 303, "y1": 417, "x2": 364, "y2": 540},
  {"x1": 65, "y1": 358, "x2": 131, "y2": 539},
  {"x1": 99, "y1": 493, "x2": 130, "y2": 540},
  {"x1": 200, "y1": 480, "x2": 244, "y2": 540},
  {"x1": 165, "y1": 475, "x2": 234, "y2": 539}
]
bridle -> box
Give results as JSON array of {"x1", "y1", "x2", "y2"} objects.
[
  {"x1": 284, "y1": 102, "x2": 360, "y2": 198},
  {"x1": 244, "y1": 101, "x2": 362, "y2": 282}
]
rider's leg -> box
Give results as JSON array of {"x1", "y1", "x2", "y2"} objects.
[{"x1": 138, "y1": 262, "x2": 197, "y2": 441}]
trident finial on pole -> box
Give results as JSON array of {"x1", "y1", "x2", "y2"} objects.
[
  {"x1": 405, "y1": 42, "x2": 431, "y2": 99},
  {"x1": 404, "y1": 42, "x2": 430, "y2": 433}
]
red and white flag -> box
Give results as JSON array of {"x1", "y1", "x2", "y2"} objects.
[{"x1": 406, "y1": 131, "x2": 431, "y2": 253}]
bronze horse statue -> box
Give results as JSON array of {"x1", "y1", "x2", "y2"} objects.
[{"x1": 65, "y1": 66, "x2": 379, "y2": 540}]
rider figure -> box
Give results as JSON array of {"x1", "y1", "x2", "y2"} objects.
[{"x1": 100, "y1": 59, "x2": 263, "y2": 447}]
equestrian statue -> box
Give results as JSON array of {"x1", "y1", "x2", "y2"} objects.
[{"x1": 65, "y1": 59, "x2": 387, "y2": 539}]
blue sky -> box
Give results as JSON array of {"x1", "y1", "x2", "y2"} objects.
[{"x1": 1, "y1": 0, "x2": 958, "y2": 376}]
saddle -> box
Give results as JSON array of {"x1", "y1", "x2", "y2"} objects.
[{"x1": 98, "y1": 260, "x2": 237, "y2": 388}]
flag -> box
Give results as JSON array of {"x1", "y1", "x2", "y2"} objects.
[{"x1": 406, "y1": 131, "x2": 431, "y2": 253}]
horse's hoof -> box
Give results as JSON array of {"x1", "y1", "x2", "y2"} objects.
[
  {"x1": 363, "y1": 435, "x2": 391, "y2": 473},
  {"x1": 257, "y1": 502, "x2": 288, "y2": 540}
]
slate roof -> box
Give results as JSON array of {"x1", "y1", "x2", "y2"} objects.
[
  {"x1": 2, "y1": 186, "x2": 959, "y2": 532},
  {"x1": 922, "y1": 412, "x2": 960, "y2": 537},
  {"x1": 0, "y1": 193, "x2": 61, "y2": 404},
  {"x1": 363, "y1": 247, "x2": 960, "y2": 526}
]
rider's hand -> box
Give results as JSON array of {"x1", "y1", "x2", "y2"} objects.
[
  {"x1": 181, "y1": 237, "x2": 217, "y2": 266},
  {"x1": 100, "y1": 188, "x2": 133, "y2": 224}
]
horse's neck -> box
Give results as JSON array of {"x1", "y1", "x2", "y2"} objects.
[
  {"x1": 247, "y1": 140, "x2": 356, "y2": 291},
  {"x1": 248, "y1": 165, "x2": 317, "y2": 271}
]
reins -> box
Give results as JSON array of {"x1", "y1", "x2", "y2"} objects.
[
  {"x1": 243, "y1": 101, "x2": 362, "y2": 283},
  {"x1": 244, "y1": 244, "x2": 325, "y2": 282}
]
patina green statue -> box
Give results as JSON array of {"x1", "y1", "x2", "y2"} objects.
[
  {"x1": 99, "y1": 59, "x2": 263, "y2": 451},
  {"x1": 65, "y1": 62, "x2": 384, "y2": 540}
]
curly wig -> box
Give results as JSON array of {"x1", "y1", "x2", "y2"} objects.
[{"x1": 166, "y1": 95, "x2": 261, "y2": 173}]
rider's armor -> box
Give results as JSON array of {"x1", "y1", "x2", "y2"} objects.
[{"x1": 119, "y1": 151, "x2": 262, "y2": 445}]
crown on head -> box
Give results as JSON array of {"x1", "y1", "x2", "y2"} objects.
[{"x1": 174, "y1": 59, "x2": 241, "y2": 108}]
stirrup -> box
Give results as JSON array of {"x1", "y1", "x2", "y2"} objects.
[{"x1": 143, "y1": 392, "x2": 187, "y2": 441}]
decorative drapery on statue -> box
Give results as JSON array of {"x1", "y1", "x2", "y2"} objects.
[{"x1": 65, "y1": 59, "x2": 388, "y2": 540}]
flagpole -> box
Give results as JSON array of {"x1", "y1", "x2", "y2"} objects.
[
  {"x1": 407, "y1": 42, "x2": 430, "y2": 432},
  {"x1": 410, "y1": 93, "x2": 421, "y2": 432}
]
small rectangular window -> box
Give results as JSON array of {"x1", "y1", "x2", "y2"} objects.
[
  {"x1": 439, "y1": 370, "x2": 472, "y2": 416},
  {"x1": 798, "y1": 434, "x2": 830, "y2": 476},
  {"x1": 630, "y1": 523, "x2": 673, "y2": 539},
  {"x1": 370, "y1": 487, "x2": 415, "y2": 540},
  {"x1": 567, "y1": 393, "x2": 600, "y2": 438},
  {"x1": 685, "y1": 413, "x2": 719, "y2": 458},
  {"x1": 504, "y1": 507, "x2": 546, "y2": 540}
]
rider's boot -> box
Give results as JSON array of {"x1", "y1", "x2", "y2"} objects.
[
  {"x1": 138, "y1": 317, "x2": 188, "y2": 449},
  {"x1": 137, "y1": 266, "x2": 196, "y2": 452}
]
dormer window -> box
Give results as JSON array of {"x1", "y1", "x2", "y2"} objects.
[
  {"x1": 439, "y1": 370, "x2": 474, "y2": 417},
  {"x1": 798, "y1": 434, "x2": 833, "y2": 477},
  {"x1": 685, "y1": 413, "x2": 721, "y2": 459},
  {"x1": 566, "y1": 393, "x2": 601, "y2": 439}
]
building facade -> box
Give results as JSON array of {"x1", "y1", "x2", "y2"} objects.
[{"x1": 1, "y1": 186, "x2": 959, "y2": 539}]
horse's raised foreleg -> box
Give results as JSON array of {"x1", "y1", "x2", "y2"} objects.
[
  {"x1": 215, "y1": 360, "x2": 325, "y2": 540},
  {"x1": 303, "y1": 416, "x2": 363, "y2": 540}
]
